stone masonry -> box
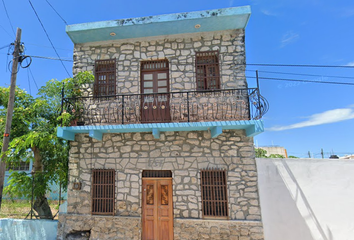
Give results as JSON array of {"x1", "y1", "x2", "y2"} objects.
[
  {"x1": 57, "y1": 130, "x2": 264, "y2": 240},
  {"x1": 73, "y1": 29, "x2": 247, "y2": 96}
]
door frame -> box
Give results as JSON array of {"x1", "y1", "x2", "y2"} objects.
[
  {"x1": 140, "y1": 59, "x2": 170, "y2": 123},
  {"x1": 142, "y1": 177, "x2": 173, "y2": 240}
]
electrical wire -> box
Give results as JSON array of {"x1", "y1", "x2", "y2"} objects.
[
  {"x1": 29, "y1": 55, "x2": 73, "y2": 62},
  {"x1": 27, "y1": 68, "x2": 32, "y2": 95},
  {"x1": 27, "y1": 0, "x2": 71, "y2": 77},
  {"x1": 246, "y1": 76, "x2": 354, "y2": 86},
  {"x1": 28, "y1": 67, "x2": 39, "y2": 91},
  {"x1": 26, "y1": 43, "x2": 71, "y2": 51},
  {"x1": 0, "y1": 24, "x2": 13, "y2": 39},
  {"x1": 246, "y1": 63, "x2": 354, "y2": 69},
  {"x1": 45, "y1": 0, "x2": 68, "y2": 25},
  {"x1": 246, "y1": 69, "x2": 354, "y2": 81},
  {"x1": 0, "y1": 44, "x2": 10, "y2": 50},
  {"x1": 1, "y1": 0, "x2": 16, "y2": 36}
]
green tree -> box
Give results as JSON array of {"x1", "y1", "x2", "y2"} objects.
[
  {"x1": 268, "y1": 154, "x2": 285, "y2": 158},
  {"x1": 0, "y1": 72, "x2": 94, "y2": 219},
  {"x1": 255, "y1": 148, "x2": 268, "y2": 158}
]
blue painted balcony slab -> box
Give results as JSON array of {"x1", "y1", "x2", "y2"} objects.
[
  {"x1": 66, "y1": 6, "x2": 251, "y2": 44},
  {"x1": 57, "y1": 120, "x2": 263, "y2": 141}
]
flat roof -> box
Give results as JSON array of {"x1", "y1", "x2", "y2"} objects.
[{"x1": 66, "y1": 6, "x2": 251, "y2": 44}]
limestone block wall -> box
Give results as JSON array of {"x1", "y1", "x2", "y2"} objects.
[
  {"x1": 57, "y1": 215, "x2": 263, "y2": 240},
  {"x1": 72, "y1": 29, "x2": 247, "y2": 95},
  {"x1": 67, "y1": 130, "x2": 261, "y2": 221}
]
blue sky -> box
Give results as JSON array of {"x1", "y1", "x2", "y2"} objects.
[{"x1": 0, "y1": 0, "x2": 353, "y2": 158}]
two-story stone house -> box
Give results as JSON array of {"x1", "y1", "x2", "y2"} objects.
[{"x1": 57, "y1": 6, "x2": 267, "y2": 240}]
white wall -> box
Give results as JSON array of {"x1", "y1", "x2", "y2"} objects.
[
  {"x1": 0, "y1": 219, "x2": 58, "y2": 240},
  {"x1": 257, "y1": 158, "x2": 354, "y2": 240}
]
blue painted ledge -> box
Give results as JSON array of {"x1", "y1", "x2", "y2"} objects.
[{"x1": 57, "y1": 120, "x2": 264, "y2": 141}]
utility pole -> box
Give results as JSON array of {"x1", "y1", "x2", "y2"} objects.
[
  {"x1": 321, "y1": 148, "x2": 324, "y2": 159},
  {"x1": 0, "y1": 28, "x2": 22, "y2": 209}
]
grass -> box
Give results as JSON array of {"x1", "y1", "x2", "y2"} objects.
[{"x1": 0, "y1": 199, "x2": 61, "y2": 219}]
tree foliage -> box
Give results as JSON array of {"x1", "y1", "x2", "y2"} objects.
[
  {"x1": 1, "y1": 72, "x2": 94, "y2": 218},
  {"x1": 255, "y1": 148, "x2": 294, "y2": 158}
]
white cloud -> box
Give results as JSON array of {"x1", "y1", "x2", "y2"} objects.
[
  {"x1": 229, "y1": 0, "x2": 234, "y2": 7},
  {"x1": 280, "y1": 31, "x2": 300, "y2": 48},
  {"x1": 345, "y1": 61, "x2": 354, "y2": 66},
  {"x1": 267, "y1": 108, "x2": 354, "y2": 131},
  {"x1": 261, "y1": 9, "x2": 278, "y2": 16}
]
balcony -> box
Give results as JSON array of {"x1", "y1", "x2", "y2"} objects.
[{"x1": 58, "y1": 88, "x2": 268, "y2": 141}]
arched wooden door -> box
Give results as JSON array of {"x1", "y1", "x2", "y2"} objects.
[{"x1": 142, "y1": 177, "x2": 173, "y2": 240}]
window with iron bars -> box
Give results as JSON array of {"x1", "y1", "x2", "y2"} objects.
[
  {"x1": 195, "y1": 51, "x2": 220, "y2": 90},
  {"x1": 94, "y1": 59, "x2": 116, "y2": 96},
  {"x1": 200, "y1": 169, "x2": 228, "y2": 219},
  {"x1": 92, "y1": 169, "x2": 115, "y2": 215},
  {"x1": 6, "y1": 161, "x2": 30, "y2": 171}
]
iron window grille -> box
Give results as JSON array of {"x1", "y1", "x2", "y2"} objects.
[
  {"x1": 94, "y1": 59, "x2": 116, "y2": 96},
  {"x1": 142, "y1": 170, "x2": 172, "y2": 178},
  {"x1": 91, "y1": 169, "x2": 115, "y2": 215},
  {"x1": 6, "y1": 161, "x2": 30, "y2": 171},
  {"x1": 200, "y1": 169, "x2": 228, "y2": 219},
  {"x1": 196, "y1": 51, "x2": 220, "y2": 90}
]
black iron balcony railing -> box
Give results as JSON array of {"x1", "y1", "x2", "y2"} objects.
[{"x1": 62, "y1": 88, "x2": 268, "y2": 126}]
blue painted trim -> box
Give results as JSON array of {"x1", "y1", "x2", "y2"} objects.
[
  {"x1": 89, "y1": 130, "x2": 102, "y2": 141},
  {"x1": 211, "y1": 126, "x2": 223, "y2": 138},
  {"x1": 57, "y1": 120, "x2": 263, "y2": 141},
  {"x1": 66, "y1": 6, "x2": 251, "y2": 44},
  {"x1": 152, "y1": 128, "x2": 160, "y2": 139},
  {"x1": 57, "y1": 127, "x2": 75, "y2": 141}
]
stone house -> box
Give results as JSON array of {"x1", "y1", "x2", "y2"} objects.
[{"x1": 57, "y1": 5, "x2": 268, "y2": 240}]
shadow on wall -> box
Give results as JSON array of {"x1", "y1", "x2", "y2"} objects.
[{"x1": 256, "y1": 158, "x2": 334, "y2": 240}]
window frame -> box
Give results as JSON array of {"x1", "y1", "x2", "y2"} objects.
[
  {"x1": 94, "y1": 59, "x2": 117, "y2": 96},
  {"x1": 140, "y1": 59, "x2": 170, "y2": 94},
  {"x1": 200, "y1": 169, "x2": 229, "y2": 219},
  {"x1": 6, "y1": 161, "x2": 30, "y2": 171},
  {"x1": 195, "y1": 50, "x2": 220, "y2": 90},
  {"x1": 91, "y1": 169, "x2": 116, "y2": 215}
]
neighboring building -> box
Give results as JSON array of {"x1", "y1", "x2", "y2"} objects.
[
  {"x1": 57, "y1": 6, "x2": 268, "y2": 240},
  {"x1": 339, "y1": 154, "x2": 354, "y2": 159},
  {"x1": 5, "y1": 160, "x2": 66, "y2": 200},
  {"x1": 257, "y1": 146, "x2": 288, "y2": 158}
]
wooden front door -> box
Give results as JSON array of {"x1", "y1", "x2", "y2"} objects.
[
  {"x1": 142, "y1": 178, "x2": 173, "y2": 240},
  {"x1": 141, "y1": 60, "x2": 170, "y2": 123}
]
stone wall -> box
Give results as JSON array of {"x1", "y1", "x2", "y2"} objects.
[
  {"x1": 57, "y1": 214, "x2": 140, "y2": 240},
  {"x1": 58, "y1": 215, "x2": 263, "y2": 240},
  {"x1": 67, "y1": 130, "x2": 260, "y2": 221},
  {"x1": 72, "y1": 29, "x2": 247, "y2": 95},
  {"x1": 174, "y1": 219, "x2": 264, "y2": 240}
]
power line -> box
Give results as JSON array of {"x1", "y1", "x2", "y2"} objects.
[
  {"x1": 27, "y1": 68, "x2": 32, "y2": 95},
  {"x1": 246, "y1": 76, "x2": 354, "y2": 86},
  {"x1": 0, "y1": 52, "x2": 73, "y2": 62},
  {"x1": 1, "y1": 0, "x2": 15, "y2": 36},
  {"x1": 0, "y1": 44, "x2": 10, "y2": 50},
  {"x1": 27, "y1": 0, "x2": 71, "y2": 77},
  {"x1": 247, "y1": 63, "x2": 354, "y2": 69},
  {"x1": 246, "y1": 69, "x2": 354, "y2": 81},
  {"x1": 28, "y1": 67, "x2": 39, "y2": 91},
  {"x1": 45, "y1": 0, "x2": 68, "y2": 25},
  {"x1": 26, "y1": 43, "x2": 71, "y2": 51},
  {"x1": 0, "y1": 24, "x2": 13, "y2": 39},
  {"x1": 29, "y1": 55, "x2": 73, "y2": 62}
]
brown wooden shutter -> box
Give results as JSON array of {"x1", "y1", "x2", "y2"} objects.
[
  {"x1": 94, "y1": 59, "x2": 116, "y2": 96},
  {"x1": 200, "y1": 168, "x2": 228, "y2": 219},
  {"x1": 196, "y1": 51, "x2": 220, "y2": 90},
  {"x1": 91, "y1": 169, "x2": 115, "y2": 215}
]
